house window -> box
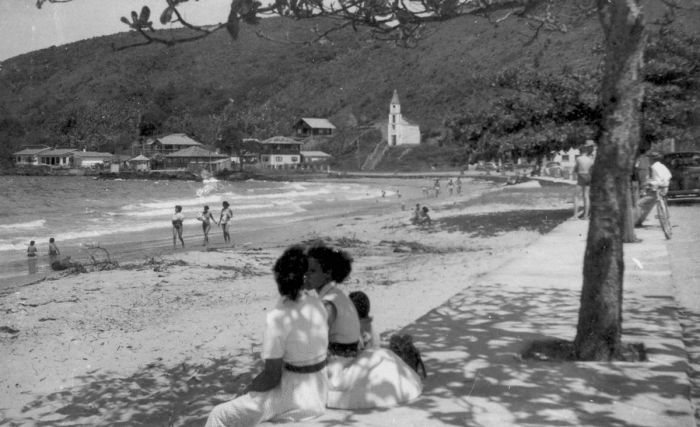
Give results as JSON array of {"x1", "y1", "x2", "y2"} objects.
[
  {"x1": 392, "y1": 115, "x2": 396, "y2": 123},
  {"x1": 275, "y1": 156, "x2": 283, "y2": 162},
  {"x1": 391, "y1": 125, "x2": 395, "y2": 131},
  {"x1": 291, "y1": 157, "x2": 298, "y2": 162},
  {"x1": 391, "y1": 135, "x2": 397, "y2": 145},
  {"x1": 562, "y1": 155, "x2": 570, "y2": 162},
  {"x1": 262, "y1": 156, "x2": 269, "y2": 162}
]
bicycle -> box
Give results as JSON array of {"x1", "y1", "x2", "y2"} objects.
[{"x1": 655, "y1": 189, "x2": 672, "y2": 240}]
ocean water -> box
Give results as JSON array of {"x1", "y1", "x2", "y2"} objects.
[{"x1": 0, "y1": 175, "x2": 395, "y2": 280}]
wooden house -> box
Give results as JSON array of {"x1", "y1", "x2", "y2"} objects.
[{"x1": 293, "y1": 118, "x2": 336, "y2": 138}]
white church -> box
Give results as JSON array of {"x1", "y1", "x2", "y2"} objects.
[{"x1": 387, "y1": 90, "x2": 421, "y2": 146}]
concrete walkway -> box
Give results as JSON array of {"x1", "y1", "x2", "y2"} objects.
[{"x1": 274, "y1": 218, "x2": 694, "y2": 426}]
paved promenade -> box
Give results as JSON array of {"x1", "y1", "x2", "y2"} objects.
[{"x1": 274, "y1": 218, "x2": 694, "y2": 426}]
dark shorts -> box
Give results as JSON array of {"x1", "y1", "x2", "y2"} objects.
[{"x1": 577, "y1": 173, "x2": 591, "y2": 186}]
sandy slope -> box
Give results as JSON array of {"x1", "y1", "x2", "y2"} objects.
[{"x1": 0, "y1": 177, "x2": 574, "y2": 426}]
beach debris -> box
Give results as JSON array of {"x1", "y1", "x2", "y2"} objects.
[{"x1": 1, "y1": 326, "x2": 20, "y2": 335}]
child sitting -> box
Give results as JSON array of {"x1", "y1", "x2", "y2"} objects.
[{"x1": 349, "y1": 291, "x2": 380, "y2": 350}]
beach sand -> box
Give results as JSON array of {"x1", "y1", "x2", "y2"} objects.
[{"x1": 0, "y1": 176, "x2": 575, "y2": 426}]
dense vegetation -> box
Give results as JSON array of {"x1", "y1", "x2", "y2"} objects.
[{"x1": 0, "y1": 5, "x2": 698, "y2": 170}]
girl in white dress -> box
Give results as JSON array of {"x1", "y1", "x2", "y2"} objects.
[
  {"x1": 205, "y1": 245, "x2": 329, "y2": 427},
  {"x1": 305, "y1": 244, "x2": 423, "y2": 410}
]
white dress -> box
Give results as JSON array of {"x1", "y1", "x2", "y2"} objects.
[
  {"x1": 205, "y1": 291, "x2": 329, "y2": 427},
  {"x1": 319, "y1": 285, "x2": 423, "y2": 410}
]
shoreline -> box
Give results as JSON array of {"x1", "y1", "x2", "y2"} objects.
[{"x1": 0, "y1": 177, "x2": 575, "y2": 425}]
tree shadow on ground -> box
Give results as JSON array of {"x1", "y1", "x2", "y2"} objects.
[
  {"x1": 434, "y1": 208, "x2": 572, "y2": 238},
  {"x1": 4, "y1": 356, "x2": 254, "y2": 426},
  {"x1": 306, "y1": 281, "x2": 690, "y2": 426}
]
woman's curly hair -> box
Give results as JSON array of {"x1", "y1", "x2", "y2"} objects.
[
  {"x1": 306, "y1": 244, "x2": 353, "y2": 283},
  {"x1": 273, "y1": 245, "x2": 308, "y2": 301}
]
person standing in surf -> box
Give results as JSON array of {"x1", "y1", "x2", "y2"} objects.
[
  {"x1": 172, "y1": 205, "x2": 185, "y2": 248},
  {"x1": 198, "y1": 205, "x2": 216, "y2": 246},
  {"x1": 218, "y1": 201, "x2": 233, "y2": 245}
]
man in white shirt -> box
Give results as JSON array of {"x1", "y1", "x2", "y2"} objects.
[{"x1": 634, "y1": 151, "x2": 672, "y2": 227}]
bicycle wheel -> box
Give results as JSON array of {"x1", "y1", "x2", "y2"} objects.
[{"x1": 657, "y1": 197, "x2": 672, "y2": 239}]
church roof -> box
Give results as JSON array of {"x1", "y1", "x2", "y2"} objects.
[{"x1": 391, "y1": 89, "x2": 400, "y2": 105}]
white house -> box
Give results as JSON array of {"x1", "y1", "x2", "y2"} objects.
[
  {"x1": 71, "y1": 151, "x2": 113, "y2": 168},
  {"x1": 387, "y1": 90, "x2": 421, "y2": 146}
]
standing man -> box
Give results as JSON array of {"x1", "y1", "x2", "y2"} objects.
[
  {"x1": 219, "y1": 201, "x2": 233, "y2": 244},
  {"x1": 574, "y1": 140, "x2": 596, "y2": 219},
  {"x1": 635, "y1": 151, "x2": 671, "y2": 227}
]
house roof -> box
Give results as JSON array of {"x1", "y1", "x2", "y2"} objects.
[
  {"x1": 128, "y1": 154, "x2": 150, "y2": 162},
  {"x1": 297, "y1": 118, "x2": 336, "y2": 130},
  {"x1": 301, "y1": 151, "x2": 332, "y2": 158},
  {"x1": 155, "y1": 133, "x2": 203, "y2": 146},
  {"x1": 37, "y1": 149, "x2": 79, "y2": 156},
  {"x1": 260, "y1": 136, "x2": 303, "y2": 145},
  {"x1": 72, "y1": 151, "x2": 113, "y2": 158},
  {"x1": 13, "y1": 147, "x2": 51, "y2": 156},
  {"x1": 165, "y1": 146, "x2": 227, "y2": 158}
]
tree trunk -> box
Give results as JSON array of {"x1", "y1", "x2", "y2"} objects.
[{"x1": 574, "y1": 0, "x2": 646, "y2": 360}]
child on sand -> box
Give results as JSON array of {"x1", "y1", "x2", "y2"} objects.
[
  {"x1": 27, "y1": 241, "x2": 37, "y2": 257},
  {"x1": 349, "y1": 291, "x2": 380, "y2": 350},
  {"x1": 219, "y1": 201, "x2": 233, "y2": 244}
]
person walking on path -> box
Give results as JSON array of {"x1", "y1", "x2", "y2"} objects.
[
  {"x1": 219, "y1": 201, "x2": 234, "y2": 245},
  {"x1": 447, "y1": 179, "x2": 454, "y2": 196},
  {"x1": 456, "y1": 176, "x2": 462, "y2": 195},
  {"x1": 198, "y1": 205, "x2": 216, "y2": 246},
  {"x1": 204, "y1": 245, "x2": 330, "y2": 427},
  {"x1": 574, "y1": 140, "x2": 596, "y2": 219},
  {"x1": 635, "y1": 151, "x2": 671, "y2": 227},
  {"x1": 172, "y1": 205, "x2": 185, "y2": 248},
  {"x1": 433, "y1": 178, "x2": 441, "y2": 198}
]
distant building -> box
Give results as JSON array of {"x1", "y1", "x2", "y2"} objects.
[
  {"x1": 13, "y1": 146, "x2": 51, "y2": 166},
  {"x1": 387, "y1": 90, "x2": 420, "y2": 146},
  {"x1": 301, "y1": 150, "x2": 332, "y2": 164},
  {"x1": 127, "y1": 154, "x2": 151, "y2": 171},
  {"x1": 71, "y1": 151, "x2": 113, "y2": 168},
  {"x1": 259, "y1": 136, "x2": 302, "y2": 169},
  {"x1": 293, "y1": 118, "x2": 336, "y2": 138},
  {"x1": 142, "y1": 133, "x2": 204, "y2": 155},
  {"x1": 36, "y1": 148, "x2": 78, "y2": 168},
  {"x1": 164, "y1": 146, "x2": 229, "y2": 170}
]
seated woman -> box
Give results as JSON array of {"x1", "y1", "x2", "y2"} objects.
[
  {"x1": 305, "y1": 244, "x2": 423, "y2": 410},
  {"x1": 205, "y1": 245, "x2": 329, "y2": 427}
]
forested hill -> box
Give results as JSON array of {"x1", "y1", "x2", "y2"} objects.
[{"x1": 0, "y1": 2, "x2": 698, "y2": 169}]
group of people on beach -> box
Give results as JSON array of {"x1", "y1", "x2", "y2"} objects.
[
  {"x1": 171, "y1": 201, "x2": 235, "y2": 248},
  {"x1": 26, "y1": 237, "x2": 61, "y2": 274},
  {"x1": 204, "y1": 243, "x2": 423, "y2": 427},
  {"x1": 422, "y1": 177, "x2": 462, "y2": 198}
]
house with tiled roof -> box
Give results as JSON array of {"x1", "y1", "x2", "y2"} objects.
[
  {"x1": 293, "y1": 118, "x2": 336, "y2": 138},
  {"x1": 259, "y1": 136, "x2": 302, "y2": 169},
  {"x1": 36, "y1": 148, "x2": 79, "y2": 168},
  {"x1": 13, "y1": 146, "x2": 51, "y2": 166},
  {"x1": 164, "y1": 146, "x2": 229, "y2": 171},
  {"x1": 144, "y1": 133, "x2": 204, "y2": 155},
  {"x1": 72, "y1": 151, "x2": 114, "y2": 168}
]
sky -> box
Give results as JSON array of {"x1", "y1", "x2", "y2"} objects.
[{"x1": 0, "y1": 0, "x2": 231, "y2": 61}]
